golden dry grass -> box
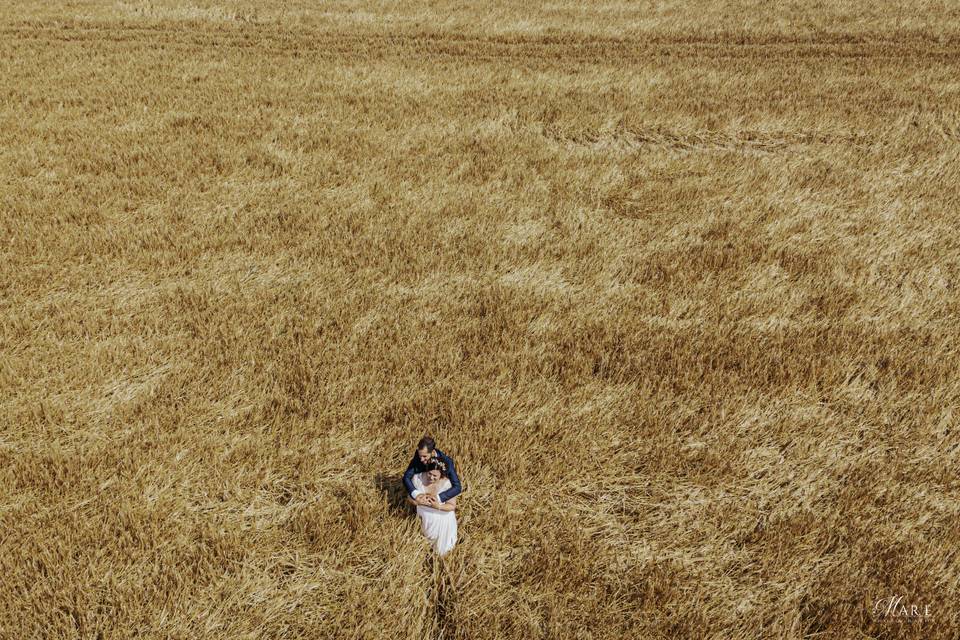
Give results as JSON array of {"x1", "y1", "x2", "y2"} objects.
[{"x1": 2, "y1": 0, "x2": 960, "y2": 638}]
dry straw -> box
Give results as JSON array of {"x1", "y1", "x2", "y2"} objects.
[{"x1": 2, "y1": 0, "x2": 959, "y2": 638}]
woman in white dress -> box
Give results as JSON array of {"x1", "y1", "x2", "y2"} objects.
[{"x1": 406, "y1": 460, "x2": 458, "y2": 556}]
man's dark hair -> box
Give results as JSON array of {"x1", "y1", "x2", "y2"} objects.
[{"x1": 417, "y1": 435, "x2": 436, "y2": 452}]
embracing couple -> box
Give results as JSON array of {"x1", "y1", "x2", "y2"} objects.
[{"x1": 402, "y1": 435, "x2": 462, "y2": 556}]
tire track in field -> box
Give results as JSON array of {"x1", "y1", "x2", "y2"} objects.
[
  {"x1": 550, "y1": 127, "x2": 877, "y2": 155},
  {"x1": 426, "y1": 554, "x2": 457, "y2": 640},
  {"x1": 3, "y1": 23, "x2": 960, "y2": 64}
]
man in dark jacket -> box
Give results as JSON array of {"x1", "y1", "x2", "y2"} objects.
[{"x1": 402, "y1": 435, "x2": 462, "y2": 506}]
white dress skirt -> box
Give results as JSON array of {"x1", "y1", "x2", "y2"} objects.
[{"x1": 413, "y1": 472, "x2": 458, "y2": 556}]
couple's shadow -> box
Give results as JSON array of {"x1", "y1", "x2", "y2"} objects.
[{"x1": 374, "y1": 473, "x2": 416, "y2": 516}]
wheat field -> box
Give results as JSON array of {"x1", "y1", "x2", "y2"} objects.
[{"x1": 2, "y1": 0, "x2": 960, "y2": 638}]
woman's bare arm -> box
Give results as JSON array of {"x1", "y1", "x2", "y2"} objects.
[{"x1": 436, "y1": 497, "x2": 457, "y2": 511}]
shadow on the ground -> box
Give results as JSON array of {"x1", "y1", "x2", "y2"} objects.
[{"x1": 374, "y1": 472, "x2": 414, "y2": 516}]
